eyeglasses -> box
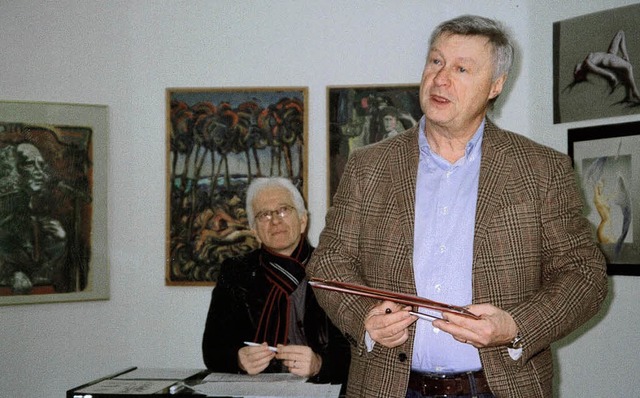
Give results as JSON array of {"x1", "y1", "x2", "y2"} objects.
[{"x1": 255, "y1": 205, "x2": 295, "y2": 223}]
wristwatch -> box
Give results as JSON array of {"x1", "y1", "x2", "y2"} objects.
[{"x1": 508, "y1": 332, "x2": 523, "y2": 349}]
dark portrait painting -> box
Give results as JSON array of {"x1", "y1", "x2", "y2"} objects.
[
  {"x1": 327, "y1": 84, "x2": 421, "y2": 203},
  {"x1": 166, "y1": 87, "x2": 307, "y2": 285},
  {"x1": 0, "y1": 101, "x2": 109, "y2": 305},
  {"x1": 554, "y1": 3, "x2": 640, "y2": 123}
]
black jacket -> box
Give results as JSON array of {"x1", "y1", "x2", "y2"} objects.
[{"x1": 202, "y1": 249, "x2": 350, "y2": 385}]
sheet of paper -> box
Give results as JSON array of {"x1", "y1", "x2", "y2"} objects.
[
  {"x1": 76, "y1": 379, "x2": 175, "y2": 395},
  {"x1": 203, "y1": 372, "x2": 306, "y2": 383},
  {"x1": 192, "y1": 380, "x2": 341, "y2": 397},
  {"x1": 114, "y1": 367, "x2": 203, "y2": 380}
]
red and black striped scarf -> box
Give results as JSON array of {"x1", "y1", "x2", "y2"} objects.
[{"x1": 253, "y1": 237, "x2": 311, "y2": 346}]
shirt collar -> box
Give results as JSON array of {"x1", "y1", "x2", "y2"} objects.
[{"x1": 418, "y1": 116, "x2": 484, "y2": 164}]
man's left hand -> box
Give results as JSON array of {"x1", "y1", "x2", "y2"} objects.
[
  {"x1": 276, "y1": 344, "x2": 322, "y2": 378},
  {"x1": 432, "y1": 303, "x2": 518, "y2": 348}
]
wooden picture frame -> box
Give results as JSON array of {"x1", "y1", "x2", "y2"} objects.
[
  {"x1": 327, "y1": 84, "x2": 421, "y2": 203},
  {"x1": 568, "y1": 121, "x2": 640, "y2": 275},
  {"x1": 166, "y1": 87, "x2": 308, "y2": 285},
  {"x1": 0, "y1": 100, "x2": 110, "y2": 304}
]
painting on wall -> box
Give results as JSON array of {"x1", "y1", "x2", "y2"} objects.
[
  {"x1": 327, "y1": 84, "x2": 421, "y2": 203},
  {"x1": 0, "y1": 100, "x2": 110, "y2": 304},
  {"x1": 166, "y1": 87, "x2": 307, "y2": 285},
  {"x1": 553, "y1": 3, "x2": 640, "y2": 124},
  {"x1": 568, "y1": 121, "x2": 640, "y2": 276}
]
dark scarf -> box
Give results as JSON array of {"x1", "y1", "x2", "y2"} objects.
[{"x1": 254, "y1": 236, "x2": 311, "y2": 346}]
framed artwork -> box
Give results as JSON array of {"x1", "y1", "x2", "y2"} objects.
[
  {"x1": 568, "y1": 121, "x2": 640, "y2": 275},
  {"x1": 553, "y1": 3, "x2": 640, "y2": 124},
  {"x1": 166, "y1": 87, "x2": 308, "y2": 285},
  {"x1": 0, "y1": 100, "x2": 110, "y2": 304},
  {"x1": 327, "y1": 84, "x2": 421, "y2": 202}
]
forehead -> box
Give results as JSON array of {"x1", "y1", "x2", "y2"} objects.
[
  {"x1": 252, "y1": 186, "x2": 294, "y2": 209},
  {"x1": 17, "y1": 144, "x2": 44, "y2": 160},
  {"x1": 430, "y1": 33, "x2": 493, "y2": 60}
]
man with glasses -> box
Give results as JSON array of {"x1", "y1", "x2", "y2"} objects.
[{"x1": 202, "y1": 177, "x2": 349, "y2": 387}]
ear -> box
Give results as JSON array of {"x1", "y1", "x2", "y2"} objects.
[
  {"x1": 250, "y1": 227, "x2": 261, "y2": 244},
  {"x1": 489, "y1": 74, "x2": 507, "y2": 100},
  {"x1": 299, "y1": 212, "x2": 308, "y2": 234}
]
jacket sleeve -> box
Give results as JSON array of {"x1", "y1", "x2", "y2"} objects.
[
  {"x1": 202, "y1": 259, "x2": 253, "y2": 372},
  {"x1": 474, "y1": 145, "x2": 608, "y2": 368},
  {"x1": 513, "y1": 153, "x2": 608, "y2": 363},
  {"x1": 308, "y1": 308, "x2": 352, "y2": 385}
]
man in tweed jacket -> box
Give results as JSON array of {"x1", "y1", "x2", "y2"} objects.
[{"x1": 307, "y1": 15, "x2": 607, "y2": 398}]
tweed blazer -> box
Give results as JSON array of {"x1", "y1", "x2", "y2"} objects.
[{"x1": 307, "y1": 120, "x2": 608, "y2": 398}]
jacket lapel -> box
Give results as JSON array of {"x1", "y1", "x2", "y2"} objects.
[
  {"x1": 474, "y1": 119, "x2": 513, "y2": 251},
  {"x1": 389, "y1": 126, "x2": 420, "y2": 250}
]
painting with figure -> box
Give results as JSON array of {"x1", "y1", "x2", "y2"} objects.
[
  {"x1": 569, "y1": 121, "x2": 640, "y2": 275},
  {"x1": 327, "y1": 84, "x2": 421, "y2": 203},
  {"x1": 166, "y1": 87, "x2": 307, "y2": 285},
  {"x1": 554, "y1": 3, "x2": 640, "y2": 123},
  {"x1": 0, "y1": 100, "x2": 109, "y2": 305}
]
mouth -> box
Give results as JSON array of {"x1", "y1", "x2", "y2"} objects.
[{"x1": 430, "y1": 94, "x2": 450, "y2": 104}]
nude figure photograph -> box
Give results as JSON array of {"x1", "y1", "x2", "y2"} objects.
[
  {"x1": 568, "y1": 121, "x2": 640, "y2": 276},
  {"x1": 554, "y1": 4, "x2": 640, "y2": 123}
]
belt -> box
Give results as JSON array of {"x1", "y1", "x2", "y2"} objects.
[{"x1": 408, "y1": 370, "x2": 491, "y2": 397}]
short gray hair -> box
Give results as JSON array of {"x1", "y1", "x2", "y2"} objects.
[
  {"x1": 429, "y1": 15, "x2": 515, "y2": 82},
  {"x1": 245, "y1": 177, "x2": 307, "y2": 228}
]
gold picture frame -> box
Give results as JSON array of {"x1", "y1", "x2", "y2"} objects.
[{"x1": 166, "y1": 87, "x2": 308, "y2": 285}]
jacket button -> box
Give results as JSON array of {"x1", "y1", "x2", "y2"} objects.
[{"x1": 398, "y1": 352, "x2": 407, "y2": 362}]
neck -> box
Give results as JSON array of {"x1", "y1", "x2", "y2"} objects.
[{"x1": 425, "y1": 119, "x2": 482, "y2": 163}]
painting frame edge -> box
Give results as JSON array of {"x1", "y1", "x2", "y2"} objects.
[{"x1": 0, "y1": 99, "x2": 110, "y2": 305}]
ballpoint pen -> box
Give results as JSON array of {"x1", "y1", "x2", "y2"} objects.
[
  {"x1": 243, "y1": 341, "x2": 278, "y2": 352},
  {"x1": 409, "y1": 310, "x2": 442, "y2": 322}
]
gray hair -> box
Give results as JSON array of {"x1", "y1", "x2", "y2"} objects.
[
  {"x1": 245, "y1": 177, "x2": 307, "y2": 228},
  {"x1": 429, "y1": 15, "x2": 515, "y2": 82}
]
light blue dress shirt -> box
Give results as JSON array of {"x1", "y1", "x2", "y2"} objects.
[{"x1": 411, "y1": 116, "x2": 484, "y2": 373}]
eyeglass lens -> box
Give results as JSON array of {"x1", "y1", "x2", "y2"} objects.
[{"x1": 256, "y1": 206, "x2": 292, "y2": 222}]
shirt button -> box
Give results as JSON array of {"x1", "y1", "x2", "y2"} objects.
[
  {"x1": 441, "y1": 206, "x2": 448, "y2": 215},
  {"x1": 439, "y1": 244, "x2": 446, "y2": 253},
  {"x1": 398, "y1": 352, "x2": 408, "y2": 362},
  {"x1": 434, "y1": 284, "x2": 442, "y2": 293}
]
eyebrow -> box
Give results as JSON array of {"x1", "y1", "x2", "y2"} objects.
[{"x1": 429, "y1": 48, "x2": 478, "y2": 66}]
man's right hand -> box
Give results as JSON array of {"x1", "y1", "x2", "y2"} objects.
[
  {"x1": 238, "y1": 343, "x2": 276, "y2": 375},
  {"x1": 364, "y1": 300, "x2": 416, "y2": 348}
]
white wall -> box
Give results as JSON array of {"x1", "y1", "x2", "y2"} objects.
[{"x1": 0, "y1": 1, "x2": 637, "y2": 397}]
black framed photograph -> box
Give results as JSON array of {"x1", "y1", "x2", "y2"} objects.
[
  {"x1": 568, "y1": 121, "x2": 640, "y2": 275},
  {"x1": 327, "y1": 84, "x2": 421, "y2": 203},
  {"x1": 166, "y1": 87, "x2": 307, "y2": 285}
]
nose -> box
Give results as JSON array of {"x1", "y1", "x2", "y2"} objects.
[
  {"x1": 33, "y1": 159, "x2": 44, "y2": 175},
  {"x1": 433, "y1": 66, "x2": 450, "y2": 86},
  {"x1": 269, "y1": 213, "x2": 283, "y2": 224}
]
